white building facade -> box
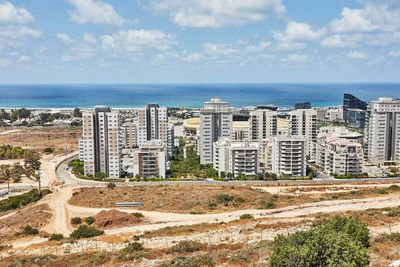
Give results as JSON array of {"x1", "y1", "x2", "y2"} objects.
[{"x1": 272, "y1": 136, "x2": 307, "y2": 177}]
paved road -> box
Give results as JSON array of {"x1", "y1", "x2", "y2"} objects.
[{"x1": 57, "y1": 157, "x2": 400, "y2": 187}]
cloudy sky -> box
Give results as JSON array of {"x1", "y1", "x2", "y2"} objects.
[{"x1": 0, "y1": 0, "x2": 400, "y2": 83}]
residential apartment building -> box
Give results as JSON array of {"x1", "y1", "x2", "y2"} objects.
[
  {"x1": 316, "y1": 128, "x2": 363, "y2": 176},
  {"x1": 213, "y1": 138, "x2": 259, "y2": 177},
  {"x1": 199, "y1": 98, "x2": 233, "y2": 164},
  {"x1": 343, "y1": 93, "x2": 367, "y2": 129},
  {"x1": 365, "y1": 97, "x2": 400, "y2": 165},
  {"x1": 232, "y1": 121, "x2": 249, "y2": 141},
  {"x1": 80, "y1": 106, "x2": 121, "y2": 178},
  {"x1": 272, "y1": 136, "x2": 307, "y2": 177},
  {"x1": 249, "y1": 110, "x2": 278, "y2": 140},
  {"x1": 259, "y1": 138, "x2": 273, "y2": 172},
  {"x1": 137, "y1": 104, "x2": 173, "y2": 155},
  {"x1": 288, "y1": 109, "x2": 317, "y2": 158},
  {"x1": 121, "y1": 139, "x2": 166, "y2": 178},
  {"x1": 120, "y1": 122, "x2": 137, "y2": 148}
]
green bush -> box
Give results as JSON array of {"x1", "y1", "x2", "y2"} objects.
[
  {"x1": 258, "y1": 200, "x2": 276, "y2": 209},
  {"x1": 388, "y1": 185, "x2": 400, "y2": 191},
  {"x1": 107, "y1": 182, "x2": 116, "y2": 190},
  {"x1": 378, "y1": 189, "x2": 388, "y2": 194},
  {"x1": 168, "y1": 240, "x2": 202, "y2": 253},
  {"x1": 70, "y1": 225, "x2": 104, "y2": 239},
  {"x1": 43, "y1": 147, "x2": 53, "y2": 153},
  {"x1": 375, "y1": 232, "x2": 400, "y2": 243},
  {"x1": 269, "y1": 215, "x2": 370, "y2": 267},
  {"x1": 71, "y1": 217, "x2": 82, "y2": 225},
  {"x1": 217, "y1": 194, "x2": 233, "y2": 203},
  {"x1": 240, "y1": 214, "x2": 254, "y2": 220},
  {"x1": 0, "y1": 244, "x2": 10, "y2": 252},
  {"x1": 18, "y1": 225, "x2": 39, "y2": 236},
  {"x1": 0, "y1": 189, "x2": 42, "y2": 212},
  {"x1": 132, "y1": 212, "x2": 144, "y2": 219},
  {"x1": 49, "y1": 233, "x2": 64, "y2": 241},
  {"x1": 235, "y1": 197, "x2": 246, "y2": 203},
  {"x1": 208, "y1": 203, "x2": 217, "y2": 209},
  {"x1": 85, "y1": 216, "x2": 96, "y2": 225},
  {"x1": 121, "y1": 242, "x2": 143, "y2": 253}
]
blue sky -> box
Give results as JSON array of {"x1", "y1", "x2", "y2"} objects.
[{"x1": 0, "y1": 0, "x2": 399, "y2": 83}]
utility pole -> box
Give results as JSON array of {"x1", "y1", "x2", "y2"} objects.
[
  {"x1": 7, "y1": 177, "x2": 10, "y2": 193},
  {"x1": 37, "y1": 170, "x2": 41, "y2": 193}
]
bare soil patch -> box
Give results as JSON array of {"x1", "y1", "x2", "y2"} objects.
[{"x1": 92, "y1": 209, "x2": 141, "y2": 230}]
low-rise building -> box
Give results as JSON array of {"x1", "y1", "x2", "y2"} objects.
[
  {"x1": 272, "y1": 136, "x2": 307, "y2": 177},
  {"x1": 121, "y1": 140, "x2": 166, "y2": 178},
  {"x1": 213, "y1": 138, "x2": 259, "y2": 177}
]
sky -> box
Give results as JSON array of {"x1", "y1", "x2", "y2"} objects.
[{"x1": 0, "y1": 0, "x2": 400, "y2": 84}]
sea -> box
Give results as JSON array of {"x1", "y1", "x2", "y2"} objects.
[{"x1": 0, "y1": 83, "x2": 398, "y2": 109}]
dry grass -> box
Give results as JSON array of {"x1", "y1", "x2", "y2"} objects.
[
  {"x1": 0, "y1": 127, "x2": 81, "y2": 154},
  {"x1": 0, "y1": 203, "x2": 51, "y2": 240}
]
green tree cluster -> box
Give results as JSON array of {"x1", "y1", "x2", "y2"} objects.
[
  {"x1": 0, "y1": 145, "x2": 26, "y2": 160},
  {"x1": 0, "y1": 189, "x2": 44, "y2": 212},
  {"x1": 269, "y1": 215, "x2": 370, "y2": 267}
]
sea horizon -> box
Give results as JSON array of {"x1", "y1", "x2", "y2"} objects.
[{"x1": 0, "y1": 83, "x2": 398, "y2": 109}]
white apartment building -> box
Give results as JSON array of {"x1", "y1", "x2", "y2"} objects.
[
  {"x1": 137, "y1": 103, "x2": 173, "y2": 155},
  {"x1": 121, "y1": 139, "x2": 166, "y2": 178},
  {"x1": 288, "y1": 109, "x2": 317, "y2": 158},
  {"x1": 272, "y1": 136, "x2": 307, "y2": 177},
  {"x1": 316, "y1": 133, "x2": 363, "y2": 176},
  {"x1": 326, "y1": 108, "x2": 343, "y2": 122},
  {"x1": 120, "y1": 122, "x2": 137, "y2": 148},
  {"x1": 199, "y1": 98, "x2": 233, "y2": 164},
  {"x1": 80, "y1": 106, "x2": 121, "y2": 178},
  {"x1": 232, "y1": 121, "x2": 249, "y2": 141},
  {"x1": 365, "y1": 97, "x2": 400, "y2": 165},
  {"x1": 249, "y1": 110, "x2": 278, "y2": 140},
  {"x1": 213, "y1": 138, "x2": 259, "y2": 177},
  {"x1": 259, "y1": 138, "x2": 273, "y2": 172}
]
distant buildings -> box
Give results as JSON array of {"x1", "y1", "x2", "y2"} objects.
[
  {"x1": 343, "y1": 94, "x2": 367, "y2": 129},
  {"x1": 80, "y1": 106, "x2": 121, "y2": 178},
  {"x1": 365, "y1": 97, "x2": 400, "y2": 165},
  {"x1": 121, "y1": 139, "x2": 166, "y2": 178},
  {"x1": 199, "y1": 98, "x2": 233, "y2": 164},
  {"x1": 249, "y1": 110, "x2": 278, "y2": 140},
  {"x1": 316, "y1": 127, "x2": 363, "y2": 176},
  {"x1": 288, "y1": 109, "x2": 317, "y2": 158},
  {"x1": 272, "y1": 136, "x2": 307, "y2": 177},
  {"x1": 213, "y1": 138, "x2": 259, "y2": 177},
  {"x1": 295, "y1": 101, "x2": 311, "y2": 110},
  {"x1": 137, "y1": 104, "x2": 173, "y2": 155}
]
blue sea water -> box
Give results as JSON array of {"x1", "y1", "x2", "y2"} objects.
[{"x1": 0, "y1": 83, "x2": 398, "y2": 108}]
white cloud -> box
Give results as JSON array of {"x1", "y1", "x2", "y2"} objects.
[
  {"x1": 68, "y1": 0, "x2": 128, "y2": 26},
  {"x1": 83, "y1": 33, "x2": 97, "y2": 44},
  {"x1": 330, "y1": 3, "x2": 400, "y2": 33},
  {"x1": 0, "y1": 58, "x2": 10, "y2": 66},
  {"x1": 320, "y1": 34, "x2": 357, "y2": 48},
  {"x1": 148, "y1": 0, "x2": 285, "y2": 28},
  {"x1": 367, "y1": 56, "x2": 386, "y2": 65},
  {"x1": 273, "y1": 22, "x2": 326, "y2": 43},
  {"x1": 203, "y1": 43, "x2": 240, "y2": 57},
  {"x1": 388, "y1": 50, "x2": 400, "y2": 57},
  {"x1": 245, "y1": 41, "x2": 271, "y2": 53},
  {"x1": 346, "y1": 51, "x2": 368, "y2": 59},
  {"x1": 100, "y1": 29, "x2": 177, "y2": 52},
  {"x1": 57, "y1": 33, "x2": 74, "y2": 44},
  {"x1": 183, "y1": 53, "x2": 203, "y2": 62},
  {"x1": 17, "y1": 55, "x2": 31, "y2": 63},
  {"x1": 0, "y1": 25, "x2": 41, "y2": 50},
  {"x1": 280, "y1": 54, "x2": 308, "y2": 63},
  {"x1": 0, "y1": 1, "x2": 34, "y2": 24}
]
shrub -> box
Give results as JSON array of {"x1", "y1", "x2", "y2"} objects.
[
  {"x1": 258, "y1": 200, "x2": 276, "y2": 209},
  {"x1": 132, "y1": 212, "x2": 144, "y2": 219},
  {"x1": 269, "y1": 215, "x2": 370, "y2": 267},
  {"x1": 388, "y1": 185, "x2": 400, "y2": 191},
  {"x1": 20, "y1": 225, "x2": 39, "y2": 235},
  {"x1": 378, "y1": 189, "x2": 388, "y2": 194},
  {"x1": 0, "y1": 244, "x2": 10, "y2": 252},
  {"x1": 375, "y1": 232, "x2": 400, "y2": 243},
  {"x1": 70, "y1": 225, "x2": 104, "y2": 239},
  {"x1": 85, "y1": 216, "x2": 96, "y2": 225},
  {"x1": 49, "y1": 233, "x2": 64, "y2": 241},
  {"x1": 235, "y1": 197, "x2": 246, "y2": 203},
  {"x1": 121, "y1": 242, "x2": 143, "y2": 253},
  {"x1": 208, "y1": 203, "x2": 217, "y2": 209},
  {"x1": 107, "y1": 182, "x2": 116, "y2": 190},
  {"x1": 168, "y1": 240, "x2": 202, "y2": 253},
  {"x1": 217, "y1": 194, "x2": 233, "y2": 203},
  {"x1": 43, "y1": 147, "x2": 53, "y2": 153},
  {"x1": 71, "y1": 217, "x2": 82, "y2": 225},
  {"x1": 240, "y1": 214, "x2": 254, "y2": 220}
]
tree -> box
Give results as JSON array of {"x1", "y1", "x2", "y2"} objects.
[
  {"x1": 96, "y1": 172, "x2": 106, "y2": 179},
  {"x1": 73, "y1": 108, "x2": 82, "y2": 118},
  {"x1": 24, "y1": 151, "x2": 41, "y2": 170},
  {"x1": 107, "y1": 182, "x2": 116, "y2": 190},
  {"x1": 226, "y1": 172, "x2": 233, "y2": 179}
]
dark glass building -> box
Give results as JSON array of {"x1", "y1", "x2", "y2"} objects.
[
  {"x1": 294, "y1": 101, "x2": 311, "y2": 110},
  {"x1": 343, "y1": 94, "x2": 367, "y2": 129}
]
